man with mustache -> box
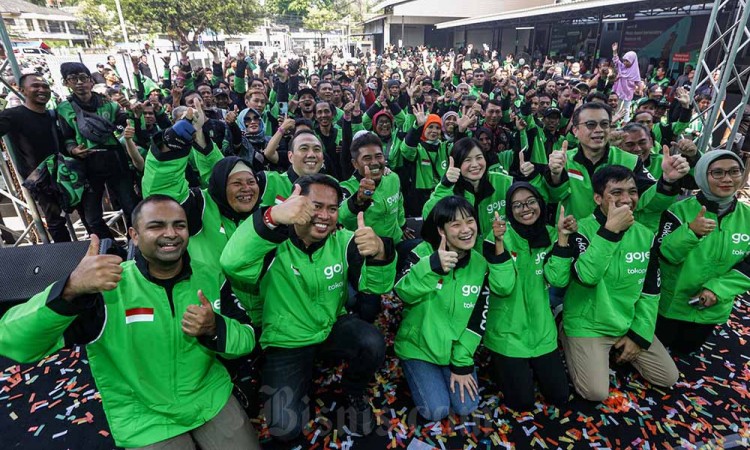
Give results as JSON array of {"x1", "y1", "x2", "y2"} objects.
[
  {"x1": 0, "y1": 196, "x2": 259, "y2": 449},
  {"x1": 221, "y1": 173, "x2": 396, "y2": 444},
  {"x1": 338, "y1": 132, "x2": 409, "y2": 321}
]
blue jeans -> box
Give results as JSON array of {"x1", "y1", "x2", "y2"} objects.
[
  {"x1": 401, "y1": 359, "x2": 479, "y2": 421},
  {"x1": 261, "y1": 315, "x2": 385, "y2": 441},
  {"x1": 549, "y1": 286, "x2": 566, "y2": 309}
]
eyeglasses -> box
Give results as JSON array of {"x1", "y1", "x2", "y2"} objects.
[
  {"x1": 578, "y1": 120, "x2": 611, "y2": 131},
  {"x1": 246, "y1": 116, "x2": 261, "y2": 123},
  {"x1": 708, "y1": 168, "x2": 743, "y2": 180},
  {"x1": 65, "y1": 75, "x2": 91, "y2": 84},
  {"x1": 511, "y1": 198, "x2": 538, "y2": 211}
]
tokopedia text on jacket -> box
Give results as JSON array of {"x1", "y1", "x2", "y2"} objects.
[
  {"x1": 220, "y1": 207, "x2": 397, "y2": 349},
  {"x1": 394, "y1": 241, "x2": 513, "y2": 374},
  {"x1": 563, "y1": 209, "x2": 661, "y2": 350},
  {"x1": 0, "y1": 252, "x2": 255, "y2": 448},
  {"x1": 656, "y1": 193, "x2": 750, "y2": 325}
]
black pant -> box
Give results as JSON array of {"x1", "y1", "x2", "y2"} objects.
[
  {"x1": 655, "y1": 315, "x2": 716, "y2": 355},
  {"x1": 32, "y1": 189, "x2": 72, "y2": 242},
  {"x1": 81, "y1": 173, "x2": 138, "y2": 240},
  {"x1": 490, "y1": 349, "x2": 570, "y2": 411},
  {"x1": 261, "y1": 314, "x2": 385, "y2": 442}
]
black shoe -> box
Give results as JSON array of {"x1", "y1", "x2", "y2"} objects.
[{"x1": 346, "y1": 393, "x2": 376, "y2": 436}]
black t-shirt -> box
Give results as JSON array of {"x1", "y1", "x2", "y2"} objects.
[{"x1": 0, "y1": 106, "x2": 59, "y2": 178}]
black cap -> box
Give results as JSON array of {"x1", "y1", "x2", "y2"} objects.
[
  {"x1": 542, "y1": 107, "x2": 562, "y2": 118},
  {"x1": 213, "y1": 88, "x2": 228, "y2": 98},
  {"x1": 60, "y1": 62, "x2": 91, "y2": 79},
  {"x1": 297, "y1": 87, "x2": 317, "y2": 99}
]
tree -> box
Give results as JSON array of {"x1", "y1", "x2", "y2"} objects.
[
  {"x1": 120, "y1": 0, "x2": 264, "y2": 47},
  {"x1": 75, "y1": 0, "x2": 121, "y2": 46},
  {"x1": 303, "y1": 5, "x2": 341, "y2": 31},
  {"x1": 266, "y1": 0, "x2": 354, "y2": 31}
]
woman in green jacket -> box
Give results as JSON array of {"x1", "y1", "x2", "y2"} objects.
[
  {"x1": 485, "y1": 182, "x2": 575, "y2": 411},
  {"x1": 655, "y1": 150, "x2": 750, "y2": 353},
  {"x1": 395, "y1": 196, "x2": 514, "y2": 421},
  {"x1": 423, "y1": 137, "x2": 542, "y2": 251}
]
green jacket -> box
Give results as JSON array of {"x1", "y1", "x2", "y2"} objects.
[
  {"x1": 339, "y1": 171, "x2": 405, "y2": 243},
  {"x1": 656, "y1": 195, "x2": 750, "y2": 325},
  {"x1": 221, "y1": 208, "x2": 397, "y2": 349},
  {"x1": 400, "y1": 125, "x2": 450, "y2": 190},
  {"x1": 141, "y1": 143, "x2": 274, "y2": 323},
  {"x1": 57, "y1": 94, "x2": 129, "y2": 150},
  {"x1": 394, "y1": 241, "x2": 512, "y2": 372},
  {"x1": 484, "y1": 227, "x2": 572, "y2": 358},
  {"x1": 422, "y1": 171, "x2": 546, "y2": 251},
  {"x1": 0, "y1": 254, "x2": 254, "y2": 448},
  {"x1": 544, "y1": 145, "x2": 680, "y2": 231},
  {"x1": 562, "y1": 210, "x2": 661, "y2": 349}
]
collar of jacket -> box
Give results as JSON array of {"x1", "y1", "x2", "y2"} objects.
[
  {"x1": 573, "y1": 144, "x2": 611, "y2": 174},
  {"x1": 288, "y1": 226, "x2": 332, "y2": 256},
  {"x1": 696, "y1": 191, "x2": 737, "y2": 217},
  {"x1": 286, "y1": 166, "x2": 301, "y2": 183},
  {"x1": 454, "y1": 174, "x2": 494, "y2": 201},
  {"x1": 134, "y1": 249, "x2": 193, "y2": 287},
  {"x1": 70, "y1": 92, "x2": 104, "y2": 111}
]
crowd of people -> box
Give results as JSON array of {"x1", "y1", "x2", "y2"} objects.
[{"x1": 0, "y1": 40, "x2": 749, "y2": 449}]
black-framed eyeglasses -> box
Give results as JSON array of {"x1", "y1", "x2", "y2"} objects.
[
  {"x1": 578, "y1": 120, "x2": 611, "y2": 131},
  {"x1": 708, "y1": 168, "x2": 742, "y2": 180},
  {"x1": 65, "y1": 74, "x2": 91, "y2": 84},
  {"x1": 511, "y1": 198, "x2": 538, "y2": 211}
]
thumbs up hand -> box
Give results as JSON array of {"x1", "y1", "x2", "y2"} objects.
[
  {"x1": 182, "y1": 290, "x2": 217, "y2": 337},
  {"x1": 605, "y1": 198, "x2": 634, "y2": 234},
  {"x1": 356, "y1": 165, "x2": 377, "y2": 205},
  {"x1": 270, "y1": 184, "x2": 315, "y2": 225},
  {"x1": 445, "y1": 156, "x2": 461, "y2": 183},
  {"x1": 519, "y1": 150, "x2": 535, "y2": 178},
  {"x1": 689, "y1": 205, "x2": 716, "y2": 237},
  {"x1": 354, "y1": 212, "x2": 386, "y2": 259},
  {"x1": 62, "y1": 234, "x2": 124, "y2": 301},
  {"x1": 437, "y1": 234, "x2": 459, "y2": 272},
  {"x1": 225, "y1": 104, "x2": 239, "y2": 125},
  {"x1": 661, "y1": 144, "x2": 690, "y2": 183},
  {"x1": 548, "y1": 141, "x2": 568, "y2": 179}
]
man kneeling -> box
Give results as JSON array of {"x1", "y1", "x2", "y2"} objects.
[{"x1": 560, "y1": 166, "x2": 679, "y2": 401}]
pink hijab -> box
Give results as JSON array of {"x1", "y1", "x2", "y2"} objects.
[{"x1": 613, "y1": 51, "x2": 641, "y2": 101}]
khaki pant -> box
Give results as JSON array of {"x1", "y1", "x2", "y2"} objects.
[
  {"x1": 133, "y1": 395, "x2": 260, "y2": 450},
  {"x1": 560, "y1": 326, "x2": 679, "y2": 402}
]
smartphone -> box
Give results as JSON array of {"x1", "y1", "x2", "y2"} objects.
[{"x1": 279, "y1": 102, "x2": 289, "y2": 116}]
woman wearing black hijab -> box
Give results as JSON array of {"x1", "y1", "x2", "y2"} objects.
[{"x1": 483, "y1": 182, "x2": 577, "y2": 411}]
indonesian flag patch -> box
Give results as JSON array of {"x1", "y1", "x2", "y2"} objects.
[
  {"x1": 436, "y1": 278, "x2": 443, "y2": 290},
  {"x1": 568, "y1": 169, "x2": 584, "y2": 181},
  {"x1": 274, "y1": 195, "x2": 286, "y2": 205},
  {"x1": 125, "y1": 308, "x2": 154, "y2": 324},
  {"x1": 421, "y1": 159, "x2": 432, "y2": 166}
]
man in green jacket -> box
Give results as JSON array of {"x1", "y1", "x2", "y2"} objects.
[
  {"x1": 339, "y1": 131, "x2": 408, "y2": 321},
  {"x1": 0, "y1": 196, "x2": 259, "y2": 449},
  {"x1": 560, "y1": 165, "x2": 679, "y2": 402},
  {"x1": 544, "y1": 102, "x2": 690, "y2": 231},
  {"x1": 221, "y1": 174, "x2": 397, "y2": 443}
]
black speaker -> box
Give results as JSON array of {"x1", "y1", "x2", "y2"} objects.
[{"x1": 0, "y1": 241, "x2": 91, "y2": 305}]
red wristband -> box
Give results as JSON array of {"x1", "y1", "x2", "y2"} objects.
[{"x1": 264, "y1": 207, "x2": 277, "y2": 227}]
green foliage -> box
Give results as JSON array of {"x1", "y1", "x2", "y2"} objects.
[
  {"x1": 119, "y1": 0, "x2": 264, "y2": 45},
  {"x1": 266, "y1": 0, "x2": 360, "y2": 30},
  {"x1": 74, "y1": 0, "x2": 120, "y2": 45}
]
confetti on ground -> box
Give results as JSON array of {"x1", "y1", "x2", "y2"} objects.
[{"x1": 3, "y1": 295, "x2": 750, "y2": 449}]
